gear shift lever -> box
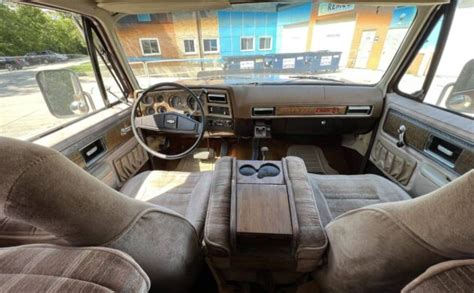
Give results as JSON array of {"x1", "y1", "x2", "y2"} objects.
[{"x1": 260, "y1": 146, "x2": 269, "y2": 160}]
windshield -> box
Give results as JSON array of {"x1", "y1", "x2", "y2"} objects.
[{"x1": 116, "y1": 2, "x2": 417, "y2": 87}]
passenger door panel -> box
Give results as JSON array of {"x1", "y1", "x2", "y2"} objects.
[{"x1": 371, "y1": 94, "x2": 473, "y2": 196}]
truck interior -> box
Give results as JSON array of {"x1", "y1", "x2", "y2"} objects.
[{"x1": 0, "y1": 0, "x2": 472, "y2": 292}]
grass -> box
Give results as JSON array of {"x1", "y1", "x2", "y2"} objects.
[
  {"x1": 67, "y1": 62, "x2": 94, "y2": 76},
  {"x1": 67, "y1": 62, "x2": 114, "y2": 78}
]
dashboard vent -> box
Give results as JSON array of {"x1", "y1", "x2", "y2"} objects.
[
  {"x1": 252, "y1": 107, "x2": 275, "y2": 116},
  {"x1": 347, "y1": 105, "x2": 372, "y2": 115},
  {"x1": 207, "y1": 93, "x2": 227, "y2": 104}
]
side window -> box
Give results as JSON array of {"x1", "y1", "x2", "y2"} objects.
[
  {"x1": 183, "y1": 39, "x2": 196, "y2": 54},
  {"x1": 399, "y1": 0, "x2": 474, "y2": 117},
  {"x1": 240, "y1": 37, "x2": 255, "y2": 52},
  {"x1": 398, "y1": 18, "x2": 442, "y2": 95},
  {"x1": 0, "y1": 2, "x2": 112, "y2": 140},
  {"x1": 259, "y1": 36, "x2": 272, "y2": 51},
  {"x1": 203, "y1": 38, "x2": 219, "y2": 53},
  {"x1": 139, "y1": 38, "x2": 161, "y2": 55}
]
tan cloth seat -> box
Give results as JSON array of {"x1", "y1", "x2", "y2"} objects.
[
  {"x1": 120, "y1": 170, "x2": 212, "y2": 238},
  {"x1": 309, "y1": 174, "x2": 411, "y2": 226},
  {"x1": 0, "y1": 216, "x2": 66, "y2": 247},
  {"x1": 402, "y1": 259, "x2": 474, "y2": 293},
  {"x1": 0, "y1": 137, "x2": 209, "y2": 291},
  {"x1": 0, "y1": 171, "x2": 212, "y2": 247},
  {"x1": 313, "y1": 170, "x2": 474, "y2": 293},
  {"x1": 0, "y1": 244, "x2": 150, "y2": 292}
]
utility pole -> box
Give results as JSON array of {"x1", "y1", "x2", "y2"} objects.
[{"x1": 196, "y1": 11, "x2": 205, "y2": 72}]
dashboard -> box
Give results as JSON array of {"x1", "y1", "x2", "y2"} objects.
[{"x1": 139, "y1": 84, "x2": 384, "y2": 137}]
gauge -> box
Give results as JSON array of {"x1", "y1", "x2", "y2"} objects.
[
  {"x1": 156, "y1": 95, "x2": 164, "y2": 103},
  {"x1": 143, "y1": 94, "x2": 155, "y2": 105},
  {"x1": 157, "y1": 106, "x2": 167, "y2": 113},
  {"x1": 169, "y1": 95, "x2": 185, "y2": 110},
  {"x1": 187, "y1": 95, "x2": 197, "y2": 111},
  {"x1": 145, "y1": 106, "x2": 155, "y2": 115}
]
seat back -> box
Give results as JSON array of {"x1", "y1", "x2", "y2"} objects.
[
  {"x1": 0, "y1": 137, "x2": 202, "y2": 292},
  {"x1": 314, "y1": 170, "x2": 474, "y2": 292},
  {"x1": 402, "y1": 259, "x2": 474, "y2": 293}
]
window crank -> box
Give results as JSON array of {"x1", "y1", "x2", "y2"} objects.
[
  {"x1": 396, "y1": 125, "x2": 406, "y2": 147},
  {"x1": 121, "y1": 125, "x2": 132, "y2": 136}
]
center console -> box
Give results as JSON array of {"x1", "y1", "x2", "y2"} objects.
[{"x1": 204, "y1": 157, "x2": 327, "y2": 288}]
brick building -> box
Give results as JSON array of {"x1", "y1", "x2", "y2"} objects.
[{"x1": 116, "y1": 2, "x2": 424, "y2": 74}]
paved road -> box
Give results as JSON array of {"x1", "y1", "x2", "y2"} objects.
[{"x1": 0, "y1": 58, "x2": 104, "y2": 139}]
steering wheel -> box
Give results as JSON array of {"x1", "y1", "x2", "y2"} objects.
[{"x1": 131, "y1": 82, "x2": 206, "y2": 160}]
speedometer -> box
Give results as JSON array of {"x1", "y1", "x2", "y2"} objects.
[{"x1": 169, "y1": 95, "x2": 185, "y2": 110}]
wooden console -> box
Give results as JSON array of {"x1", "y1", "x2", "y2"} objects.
[{"x1": 230, "y1": 160, "x2": 298, "y2": 254}]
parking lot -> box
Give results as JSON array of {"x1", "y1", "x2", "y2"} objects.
[{"x1": 0, "y1": 58, "x2": 104, "y2": 139}]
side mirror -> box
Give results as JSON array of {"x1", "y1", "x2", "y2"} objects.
[
  {"x1": 36, "y1": 69, "x2": 94, "y2": 118},
  {"x1": 442, "y1": 59, "x2": 474, "y2": 114},
  {"x1": 445, "y1": 92, "x2": 474, "y2": 114}
]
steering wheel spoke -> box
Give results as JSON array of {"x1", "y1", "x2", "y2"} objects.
[{"x1": 135, "y1": 113, "x2": 199, "y2": 135}]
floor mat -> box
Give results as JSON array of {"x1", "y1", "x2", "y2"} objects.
[
  {"x1": 175, "y1": 148, "x2": 217, "y2": 172},
  {"x1": 287, "y1": 145, "x2": 339, "y2": 174}
]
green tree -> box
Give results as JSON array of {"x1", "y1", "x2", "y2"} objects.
[{"x1": 0, "y1": 3, "x2": 86, "y2": 56}]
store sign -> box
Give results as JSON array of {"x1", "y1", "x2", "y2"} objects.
[
  {"x1": 318, "y1": 3, "x2": 354, "y2": 16},
  {"x1": 389, "y1": 6, "x2": 417, "y2": 29}
]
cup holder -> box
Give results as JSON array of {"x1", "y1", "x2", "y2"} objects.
[{"x1": 239, "y1": 163, "x2": 281, "y2": 179}]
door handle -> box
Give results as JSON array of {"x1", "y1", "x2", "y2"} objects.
[{"x1": 397, "y1": 125, "x2": 406, "y2": 148}]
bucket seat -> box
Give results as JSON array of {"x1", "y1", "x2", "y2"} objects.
[
  {"x1": 313, "y1": 170, "x2": 473, "y2": 292},
  {"x1": 0, "y1": 137, "x2": 212, "y2": 292}
]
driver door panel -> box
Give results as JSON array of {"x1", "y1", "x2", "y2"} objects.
[{"x1": 35, "y1": 110, "x2": 150, "y2": 189}]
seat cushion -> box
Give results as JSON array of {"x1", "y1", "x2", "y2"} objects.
[
  {"x1": 0, "y1": 244, "x2": 150, "y2": 292},
  {"x1": 120, "y1": 170, "x2": 212, "y2": 237},
  {"x1": 402, "y1": 259, "x2": 474, "y2": 293},
  {"x1": 309, "y1": 174, "x2": 411, "y2": 226}
]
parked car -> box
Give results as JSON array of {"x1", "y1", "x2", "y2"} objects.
[
  {"x1": 24, "y1": 50, "x2": 68, "y2": 65},
  {"x1": 0, "y1": 56, "x2": 24, "y2": 71}
]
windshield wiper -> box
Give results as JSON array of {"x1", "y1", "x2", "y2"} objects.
[{"x1": 287, "y1": 75, "x2": 346, "y2": 83}]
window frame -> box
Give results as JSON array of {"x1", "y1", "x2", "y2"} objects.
[
  {"x1": 392, "y1": 1, "x2": 456, "y2": 102},
  {"x1": 183, "y1": 39, "x2": 197, "y2": 55},
  {"x1": 18, "y1": 12, "x2": 124, "y2": 142},
  {"x1": 139, "y1": 38, "x2": 161, "y2": 56},
  {"x1": 240, "y1": 36, "x2": 255, "y2": 52},
  {"x1": 202, "y1": 38, "x2": 219, "y2": 54},
  {"x1": 258, "y1": 36, "x2": 272, "y2": 51},
  {"x1": 392, "y1": 1, "x2": 473, "y2": 118}
]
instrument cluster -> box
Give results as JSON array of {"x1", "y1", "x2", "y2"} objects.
[{"x1": 141, "y1": 90, "x2": 203, "y2": 116}]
